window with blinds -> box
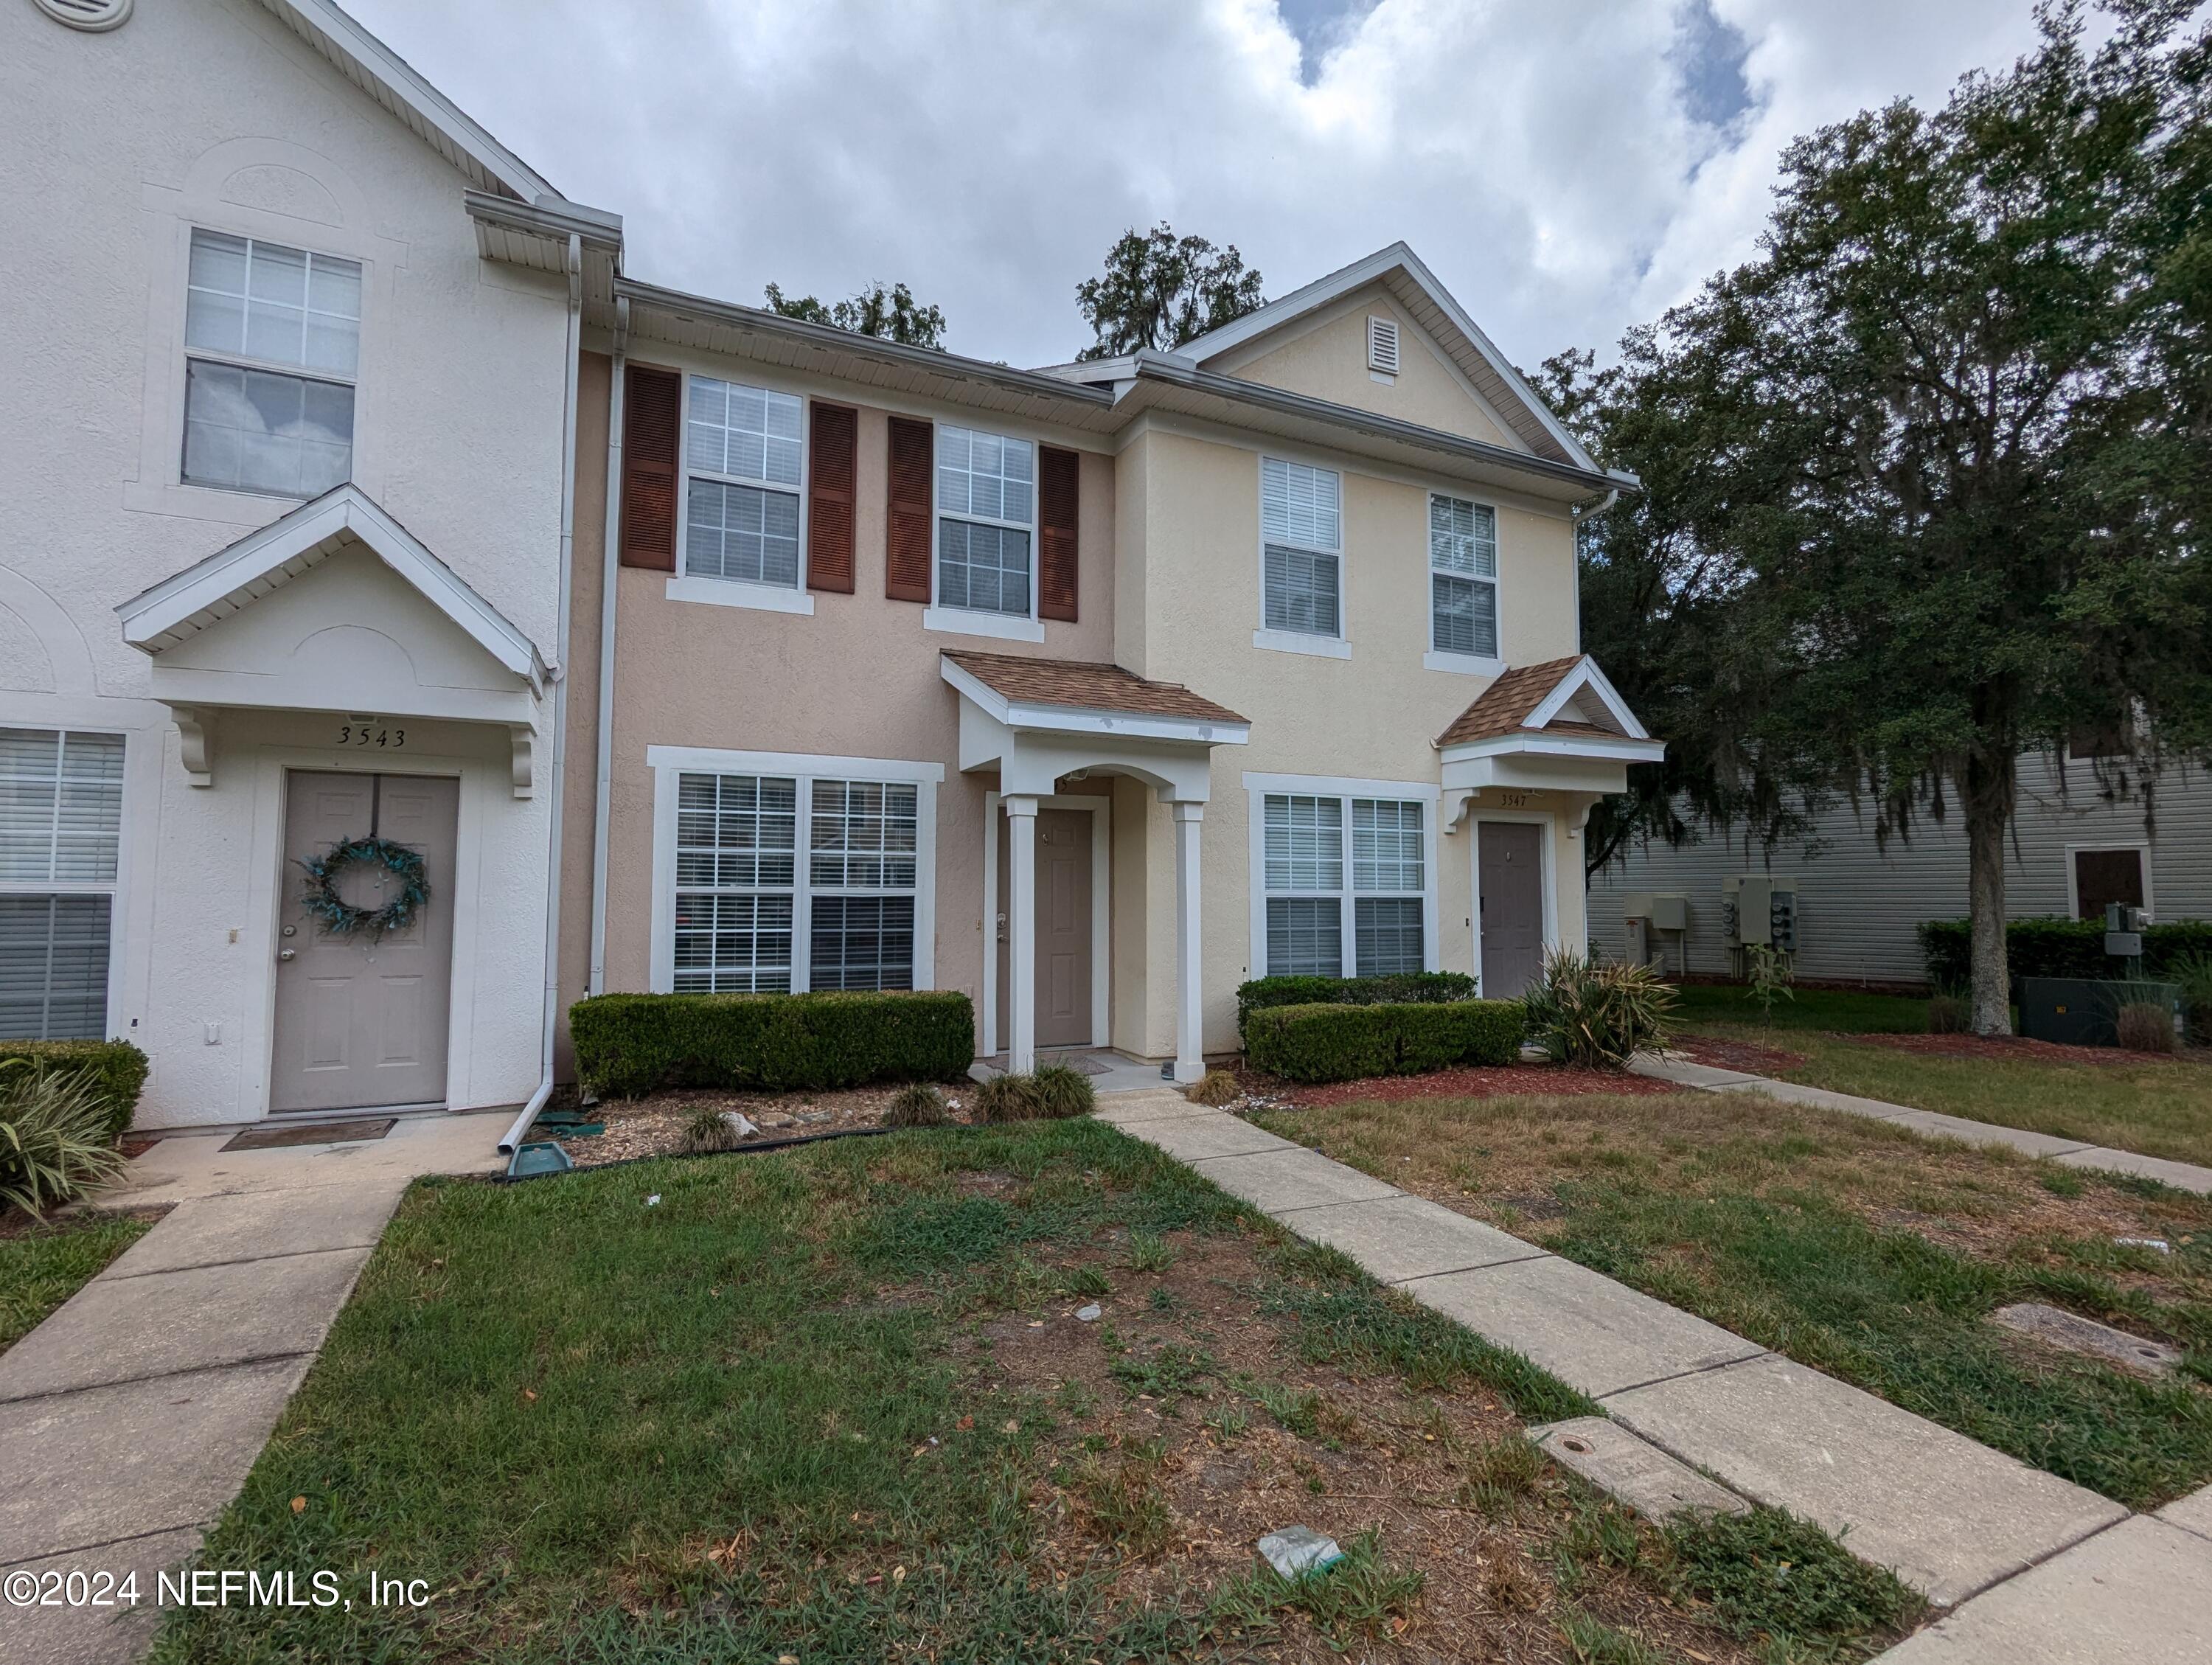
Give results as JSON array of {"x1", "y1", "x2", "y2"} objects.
[
  {"x1": 684, "y1": 377, "x2": 805, "y2": 588},
  {"x1": 671, "y1": 771, "x2": 921, "y2": 994},
  {"x1": 937, "y1": 425, "x2": 1034, "y2": 616},
  {"x1": 1430, "y1": 494, "x2": 1499, "y2": 659},
  {"x1": 1262, "y1": 458, "x2": 1342, "y2": 638},
  {"x1": 0, "y1": 729, "x2": 124, "y2": 1040},
  {"x1": 1261, "y1": 791, "x2": 1425, "y2": 978}
]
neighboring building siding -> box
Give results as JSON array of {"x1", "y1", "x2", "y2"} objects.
[{"x1": 1587, "y1": 755, "x2": 2212, "y2": 987}]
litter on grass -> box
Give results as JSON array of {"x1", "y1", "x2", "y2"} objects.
[
  {"x1": 1074, "y1": 1303, "x2": 1102, "y2": 1322},
  {"x1": 1257, "y1": 1526, "x2": 1344, "y2": 1580}
]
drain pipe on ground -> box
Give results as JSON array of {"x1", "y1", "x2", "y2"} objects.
[
  {"x1": 585, "y1": 296, "x2": 627, "y2": 997},
  {"x1": 501, "y1": 232, "x2": 586, "y2": 1157}
]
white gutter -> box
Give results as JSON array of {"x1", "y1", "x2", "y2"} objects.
[
  {"x1": 587, "y1": 296, "x2": 629, "y2": 995},
  {"x1": 501, "y1": 232, "x2": 585, "y2": 1156}
]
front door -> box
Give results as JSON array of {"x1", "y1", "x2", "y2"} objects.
[
  {"x1": 1478, "y1": 821, "x2": 1545, "y2": 999},
  {"x1": 997, "y1": 806, "x2": 1094, "y2": 1051},
  {"x1": 271, "y1": 771, "x2": 458, "y2": 1113}
]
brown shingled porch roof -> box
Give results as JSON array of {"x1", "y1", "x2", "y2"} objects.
[{"x1": 942, "y1": 650, "x2": 1246, "y2": 726}]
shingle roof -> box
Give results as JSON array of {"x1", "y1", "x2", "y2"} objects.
[
  {"x1": 1434, "y1": 655, "x2": 1593, "y2": 748},
  {"x1": 943, "y1": 650, "x2": 1246, "y2": 726}
]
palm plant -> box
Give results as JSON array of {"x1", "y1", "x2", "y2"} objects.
[
  {"x1": 1521, "y1": 949, "x2": 1676, "y2": 1070},
  {"x1": 0, "y1": 1059, "x2": 128, "y2": 1220}
]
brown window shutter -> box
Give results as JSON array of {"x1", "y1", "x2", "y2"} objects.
[
  {"x1": 886, "y1": 415, "x2": 933, "y2": 602},
  {"x1": 807, "y1": 402, "x2": 858, "y2": 594},
  {"x1": 1038, "y1": 445, "x2": 1080, "y2": 622},
  {"x1": 620, "y1": 364, "x2": 682, "y2": 571}
]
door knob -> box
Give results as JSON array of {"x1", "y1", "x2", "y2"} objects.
[{"x1": 277, "y1": 949, "x2": 296, "y2": 962}]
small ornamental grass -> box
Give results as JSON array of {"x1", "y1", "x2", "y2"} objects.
[
  {"x1": 1927, "y1": 992, "x2": 1972, "y2": 1034},
  {"x1": 1184, "y1": 1068, "x2": 1242, "y2": 1107},
  {"x1": 678, "y1": 1109, "x2": 747, "y2": 1155},
  {"x1": 974, "y1": 1063, "x2": 1097, "y2": 1124},
  {"x1": 884, "y1": 1082, "x2": 951, "y2": 1128},
  {"x1": 2116, "y1": 1001, "x2": 2178, "y2": 1054},
  {"x1": 0, "y1": 1059, "x2": 128, "y2": 1220},
  {"x1": 1521, "y1": 949, "x2": 1675, "y2": 1070}
]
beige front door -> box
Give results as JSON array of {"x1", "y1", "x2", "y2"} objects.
[
  {"x1": 271, "y1": 771, "x2": 458, "y2": 1113},
  {"x1": 997, "y1": 806, "x2": 1095, "y2": 1051}
]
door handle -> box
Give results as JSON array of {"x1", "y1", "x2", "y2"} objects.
[{"x1": 277, "y1": 949, "x2": 296, "y2": 962}]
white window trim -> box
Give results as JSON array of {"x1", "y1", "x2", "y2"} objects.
[
  {"x1": 672, "y1": 373, "x2": 814, "y2": 612},
  {"x1": 645, "y1": 745, "x2": 942, "y2": 995},
  {"x1": 1242, "y1": 771, "x2": 1441, "y2": 981},
  {"x1": 930, "y1": 424, "x2": 1042, "y2": 636},
  {"x1": 0, "y1": 727, "x2": 130, "y2": 1042},
  {"x1": 978, "y1": 791, "x2": 1111, "y2": 1057},
  {"x1": 1426, "y1": 489, "x2": 1503, "y2": 675},
  {"x1": 2063, "y1": 842, "x2": 2154, "y2": 922},
  {"x1": 1471, "y1": 810, "x2": 1559, "y2": 998},
  {"x1": 1254, "y1": 456, "x2": 1351, "y2": 658}
]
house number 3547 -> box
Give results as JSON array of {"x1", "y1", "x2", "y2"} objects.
[{"x1": 335, "y1": 725, "x2": 406, "y2": 749}]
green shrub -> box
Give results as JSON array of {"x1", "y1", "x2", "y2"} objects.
[
  {"x1": 1521, "y1": 950, "x2": 1674, "y2": 1069},
  {"x1": 568, "y1": 990, "x2": 973, "y2": 1099},
  {"x1": 883, "y1": 1082, "x2": 950, "y2": 1127},
  {"x1": 0, "y1": 1041, "x2": 148, "y2": 1141},
  {"x1": 1, "y1": 1060, "x2": 129, "y2": 1220},
  {"x1": 2171, "y1": 951, "x2": 2212, "y2": 1047},
  {"x1": 1918, "y1": 916, "x2": 2212, "y2": 987},
  {"x1": 1245, "y1": 999, "x2": 1522, "y2": 1084},
  {"x1": 1234, "y1": 971, "x2": 1475, "y2": 1040},
  {"x1": 1927, "y1": 993, "x2": 1970, "y2": 1034}
]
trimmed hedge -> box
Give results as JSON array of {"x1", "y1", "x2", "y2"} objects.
[
  {"x1": 1245, "y1": 998, "x2": 1523, "y2": 1085},
  {"x1": 1235, "y1": 971, "x2": 1477, "y2": 1040},
  {"x1": 1919, "y1": 916, "x2": 2212, "y2": 986},
  {"x1": 0, "y1": 1040, "x2": 150, "y2": 1140},
  {"x1": 568, "y1": 990, "x2": 974, "y2": 1099}
]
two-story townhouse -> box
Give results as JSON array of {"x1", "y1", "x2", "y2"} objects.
[
  {"x1": 561, "y1": 246, "x2": 1658, "y2": 1085},
  {"x1": 1, "y1": 0, "x2": 620, "y2": 1128}
]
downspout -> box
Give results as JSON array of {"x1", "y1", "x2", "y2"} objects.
[
  {"x1": 586, "y1": 296, "x2": 629, "y2": 995},
  {"x1": 501, "y1": 232, "x2": 585, "y2": 1155}
]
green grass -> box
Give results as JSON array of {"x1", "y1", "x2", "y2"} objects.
[
  {"x1": 1668, "y1": 984, "x2": 1930, "y2": 1034},
  {"x1": 0, "y1": 1212, "x2": 150, "y2": 1353},
  {"x1": 1666, "y1": 1507, "x2": 1923, "y2": 1655}
]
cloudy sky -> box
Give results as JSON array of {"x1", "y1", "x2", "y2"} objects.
[{"x1": 349, "y1": 0, "x2": 2048, "y2": 372}]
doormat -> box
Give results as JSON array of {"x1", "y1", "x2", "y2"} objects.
[{"x1": 223, "y1": 1117, "x2": 396, "y2": 1151}]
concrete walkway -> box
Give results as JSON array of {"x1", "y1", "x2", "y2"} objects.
[
  {"x1": 1098, "y1": 1087, "x2": 2212, "y2": 1658},
  {"x1": 1633, "y1": 1052, "x2": 2212, "y2": 1196},
  {"x1": 0, "y1": 1114, "x2": 501, "y2": 1665}
]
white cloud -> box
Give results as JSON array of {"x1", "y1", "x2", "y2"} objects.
[{"x1": 347, "y1": 0, "x2": 2048, "y2": 370}]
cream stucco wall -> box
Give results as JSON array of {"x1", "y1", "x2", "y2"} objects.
[{"x1": 0, "y1": 0, "x2": 570, "y2": 1124}]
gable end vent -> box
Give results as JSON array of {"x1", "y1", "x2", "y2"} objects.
[
  {"x1": 35, "y1": 0, "x2": 134, "y2": 31},
  {"x1": 1366, "y1": 314, "x2": 1400, "y2": 375}
]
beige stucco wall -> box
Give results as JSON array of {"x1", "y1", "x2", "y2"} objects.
[{"x1": 1215, "y1": 286, "x2": 1521, "y2": 450}]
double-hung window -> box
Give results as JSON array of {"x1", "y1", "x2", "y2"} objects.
[
  {"x1": 1262, "y1": 458, "x2": 1342, "y2": 638},
  {"x1": 1429, "y1": 494, "x2": 1498, "y2": 661},
  {"x1": 1261, "y1": 791, "x2": 1426, "y2": 977},
  {"x1": 670, "y1": 769, "x2": 920, "y2": 993},
  {"x1": 937, "y1": 426, "x2": 1034, "y2": 616},
  {"x1": 0, "y1": 729, "x2": 124, "y2": 1040},
  {"x1": 685, "y1": 377, "x2": 804, "y2": 588},
  {"x1": 181, "y1": 229, "x2": 359, "y2": 498}
]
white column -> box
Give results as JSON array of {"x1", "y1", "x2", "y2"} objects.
[
  {"x1": 1005, "y1": 793, "x2": 1038, "y2": 1075},
  {"x1": 1171, "y1": 800, "x2": 1205, "y2": 1084}
]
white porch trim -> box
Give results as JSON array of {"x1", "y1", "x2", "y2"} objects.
[{"x1": 980, "y1": 790, "x2": 1110, "y2": 1060}]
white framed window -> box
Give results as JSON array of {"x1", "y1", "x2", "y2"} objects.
[
  {"x1": 1259, "y1": 457, "x2": 1344, "y2": 648},
  {"x1": 181, "y1": 229, "x2": 359, "y2": 498},
  {"x1": 653, "y1": 748, "x2": 939, "y2": 995},
  {"x1": 0, "y1": 729, "x2": 124, "y2": 1040},
  {"x1": 1428, "y1": 493, "x2": 1499, "y2": 665},
  {"x1": 936, "y1": 425, "x2": 1034, "y2": 618},
  {"x1": 1255, "y1": 786, "x2": 1430, "y2": 978},
  {"x1": 683, "y1": 376, "x2": 805, "y2": 591}
]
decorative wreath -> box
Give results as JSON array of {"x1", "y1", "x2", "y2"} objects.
[{"x1": 298, "y1": 835, "x2": 430, "y2": 942}]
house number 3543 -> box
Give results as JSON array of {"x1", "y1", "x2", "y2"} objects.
[{"x1": 335, "y1": 725, "x2": 406, "y2": 749}]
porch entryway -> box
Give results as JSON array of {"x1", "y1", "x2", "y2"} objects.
[{"x1": 996, "y1": 804, "x2": 1097, "y2": 1050}]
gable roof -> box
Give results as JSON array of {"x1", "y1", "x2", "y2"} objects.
[
  {"x1": 116, "y1": 484, "x2": 547, "y2": 692},
  {"x1": 1172, "y1": 243, "x2": 1598, "y2": 473},
  {"x1": 1435, "y1": 654, "x2": 1652, "y2": 751},
  {"x1": 942, "y1": 651, "x2": 1245, "y2": 727}
]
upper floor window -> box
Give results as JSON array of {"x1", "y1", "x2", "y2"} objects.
[
  {"x1": 0, "y1": 728, "x2": 124, "y2": 1040},
  {"x1": 1262, "y1": 458, "x2": 1342, "y2": 638},
  {"x1": 1430, "y1": 494, "x2": 1498, "y2": 661},
  {"x1": 685, "y1": 377, "x2": 804, "y2": 589},
  {"x1": 937, "y1": 426, "x2": 1034, "y2": 616},
  {"x1": 181, "y1": 229, "x2": 359, "y2": 498}
]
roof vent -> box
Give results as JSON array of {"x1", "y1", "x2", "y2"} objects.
[
  {"x1": 34, "y1": 0, "x2": 133, "y2": 29},
  {"x1": 1366, "y1": 315, "x2": 1400, "y2": 375}
]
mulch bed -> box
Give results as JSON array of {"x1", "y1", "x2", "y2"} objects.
[
  {"x1": 558, "y1": 1082, "x2": 984, "y2": 1167},
  {"x1": 1672, "y1": 1036, "x2": 1811, "y2": 1074},
  {"x1": 1854, "y1": 1032, "x2": 2192, "y2": 1068},
  {"x1": 1284, "y1": 1064, "x2": 1675, "y2": 1109}
]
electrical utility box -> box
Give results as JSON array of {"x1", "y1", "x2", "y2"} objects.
[
  {"x1": 1722, "y1": 877, "x2": 1798, "y2": 953},
  {"x1": 1621, "y1": 892, "x2": 1691, "y2": 971}
]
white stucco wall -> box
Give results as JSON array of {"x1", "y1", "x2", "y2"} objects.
[{"x1": 0, "y1": 0, "x2": 570, "y2": 1125}]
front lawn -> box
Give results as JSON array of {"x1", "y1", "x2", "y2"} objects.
[
  {"x1": 1251, "y1": 1089, "x2": 2212, "y2": 1511},
  {"x1": 153, "y1": 1119, "x2": 1912, "y2": 1664},
  {"x1": 0, "y1": 1209, "x2": 154, "y2": 1354},
  {"x1": 1669, "y1": 984, "x2": 1930, "y2": 1034}
]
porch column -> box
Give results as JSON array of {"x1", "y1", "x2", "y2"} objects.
[
  {"x1": 1171, "y1": 800, "x2": 1205, "y2": 1084},
  {"x1": 1006, "y1": 793, "x2": 1038, "y2": 1074}
]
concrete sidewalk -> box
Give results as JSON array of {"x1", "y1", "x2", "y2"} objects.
[
  {"x1": 0, "y1": 1114, "x2": 502, "y2": 1665},
  {"x1": 1099, "y1": 1087, "x2": 2212, "y2": 1658},
  {"x1": 1632, "y1": 1052, "x2": 2212, "y2": 1195}
]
